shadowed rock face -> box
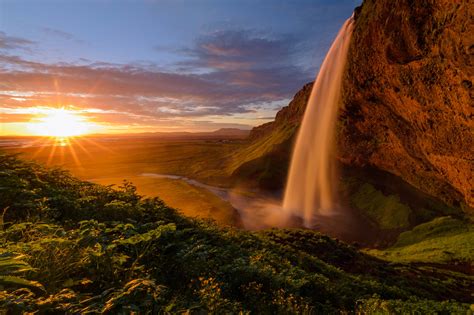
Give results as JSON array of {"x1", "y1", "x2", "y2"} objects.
[
  {"x1": 242, "y1": 0, "x2": 473, "y2": 212},
  {"x1": 339, "y1": 0, "x2": 473, "y2": 210}
]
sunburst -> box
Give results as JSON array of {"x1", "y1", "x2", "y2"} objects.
[
  {"x1": 28, "y1": 108, "x2": 94, "y2": 138},
  {"x1": 25, "y1": 107, "x2": 111, "y2": 168}
]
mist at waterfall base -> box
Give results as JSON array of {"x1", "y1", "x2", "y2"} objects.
[{"x1": 233, "y1": 17, "x2": 364, "y2": 241}]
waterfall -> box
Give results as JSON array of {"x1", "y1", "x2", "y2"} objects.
[{"x1": 283, "y1": 17, "x2": 354, "y2": 227}]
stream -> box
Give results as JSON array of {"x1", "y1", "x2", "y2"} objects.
[
  {"x1": 140, "y1": 173, "x2": 285, "y2": 230},
  {"x1": 139, "y1": 173, "x2": 379, "y2": 244}
]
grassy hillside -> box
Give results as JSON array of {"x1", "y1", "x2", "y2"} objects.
[
  {"x1": 367, "y1": 216, "x2": 474, "y2": 265},
  {"x1": 0, "y1": 153, "x2": 472, "y2": 313}
]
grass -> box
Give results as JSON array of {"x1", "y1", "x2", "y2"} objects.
[
  {"x1": 227, "y1": 124, "x2": 296, "y2": 173},
  {"x1": 367, "y1": 216, "x2": 474, "y2": 264},
  {"x1": 227, "y1": 125, "x2": 297, "y2": 190}
]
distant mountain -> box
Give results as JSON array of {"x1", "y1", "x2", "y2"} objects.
[
  {"x1": 89, "y1": 128, "x2": 251, "y2": 140},
  {"x1": 210, "y1": 128, "x2": 251, "y2": 137}
]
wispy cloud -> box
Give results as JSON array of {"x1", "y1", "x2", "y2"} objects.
[
  {"x1": 0, "y1": 32, "x2": 35, "y2": 52},
  {"x1": 40, "y1": 27, "x2": 84, "y2": 44},
  {"x1": 0, "y1": 29, "x2": 311, "y2": 131},
  {"x1": 183, "y1": 30, "x2": 300, "y2": 70}
]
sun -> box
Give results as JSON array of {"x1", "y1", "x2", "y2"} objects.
[{"x1": 28, "y1": 108, "x2": 95, "y2": 138}]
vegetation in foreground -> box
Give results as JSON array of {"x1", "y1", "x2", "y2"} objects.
[{"x1": 0, "y1": 153, "x2": 472, "y2": 314}]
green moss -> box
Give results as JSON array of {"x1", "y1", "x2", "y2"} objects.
[
  {"x1": 367, "y1": 217, "x2": 474, "y2": 264},
  {"x1": 394, "y1": 216, "x2": 470, "y2": 247},
  {"x1": 352, "y1": 183, "x2": 411, "y2": 229}
]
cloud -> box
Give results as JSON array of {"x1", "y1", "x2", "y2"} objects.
[
  {"x1": 183, "y1": 30, "x2": 300, "y2": 71},
  {"x1": 0, "y1": 28, "x2": 313, "y2": 131},
  {"x1": 41, "y1": 27, "x2": 74, "y2": 40},
  {"x1": 40, "y1": 27, "x2": 84, "y2": 44},
  {"x1": 0, "y1": 32, "x2": 35, "y2": 52}
]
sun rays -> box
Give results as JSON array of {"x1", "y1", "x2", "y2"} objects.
[
  {"x1": 25, "y1": 135, "x2": 117, "y2": 172},
  {"x1": 27, "y1": 107, "x2": 97, "y2": 137},
  {"x1": 18, "y1": 107, "x2": 115, "y2": 169}
]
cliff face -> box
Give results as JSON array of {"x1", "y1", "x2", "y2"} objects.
[
  {"x1": 247, "y1": 83, "x2": 313, "y2": 141},
  {"x1": 340, "y1": 0, "x2": 473, "y2": 210},
  {"x1": 236, "y1": 0, "x2": 473, "y2": 211}
]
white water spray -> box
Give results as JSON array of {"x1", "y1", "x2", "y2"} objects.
[{"x1": 283, "y1": 17, "x2": 354, "y2": 227}]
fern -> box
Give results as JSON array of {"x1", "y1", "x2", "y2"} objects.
[{"x1": 0, "y1": 252, "x2": 45, "y2": 293}]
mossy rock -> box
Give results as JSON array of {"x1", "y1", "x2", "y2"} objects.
[{"x1": 351, "y1": 183, "x2": 411, "y2": 230}]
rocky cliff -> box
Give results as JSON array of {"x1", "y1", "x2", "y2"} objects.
[
  {"x1": 340, "y1": 0, "x2": 473, "y2": 211},
  {"x1": 233, "y1": 0, "x2": 473, "y2": 213}
]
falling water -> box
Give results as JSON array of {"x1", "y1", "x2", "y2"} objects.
[{"x1": 283, "y1": 17, "x2": 354, "y2": 227}]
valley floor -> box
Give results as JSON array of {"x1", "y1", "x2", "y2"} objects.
[{"x1": 2, "y1": 135, "x2": 241, "y2": 224}]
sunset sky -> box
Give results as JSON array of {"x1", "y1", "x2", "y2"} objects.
[{"x1": 1, "y1": 0, "x2": 359, "y2": 135}]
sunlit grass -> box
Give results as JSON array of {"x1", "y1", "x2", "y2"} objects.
[
  {"x1": 366, "y1": 216, "x2": 474, "y2": 264},
  {"x1": 92, "y1": 175, "x2": 239, "y2": 226}
]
